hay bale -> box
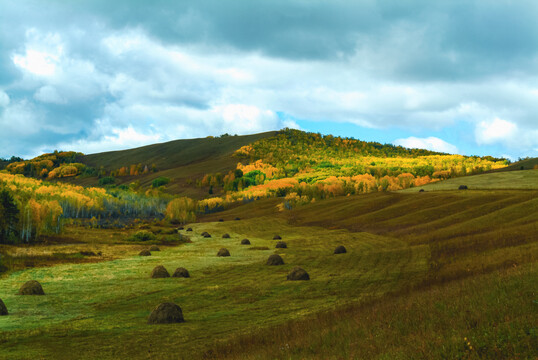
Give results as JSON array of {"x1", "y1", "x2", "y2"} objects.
[
  {"x1": 0, "y1": 299, "x2": 8, "y2": 315},
  {"x1": 172, "y1": 267, "x2": 190, "y2": 278},
  {"x1": 79, "y1": 251, "x2": 97, "y2": 256},
  {"x1": 149, "y1": 245, "x2": 160, "y2": 251},
  {"x1": 150, "y1": 265, "x2": 170, "y2": 278},
  {"x1": 186, "y1": 228, "x2": 193, "y2": 232},
  {"x1": 234, "y1": 217, "x2": 241, "y2": 221},
  {"x1": 419, "y1": 189, "x2": 425, "y2": 192},
  {"x1": 287, "y1": 267, "x2": 310, "y2": 281},
  {"x1": 139, "y1": 250, "x2": 151, "y2": 256},
  {"x1": 201, "y1": 231, "x2": 209, "y2": 236},
  {"x1": 217, "y1": 248, "x2": 230, "y2": 257},
  {"x1": 148, "y1": 302, "x2": 184, "y2": 324},
  {"x1": 240, "y1": 239, "x2": 251, "y2": 245},
  {"x1": 203, "y1": 233, "x2": 212, "y2": 238},
  {"x1": 273, "y1": 235, "x2": 282, "y2": 240},
  {"x1": 218, "y1": 219, "x2": 224, "y2": 222},
  {"x1": 334, "y1": 245, "x2": 347, "y2": 254},
  {"x1": 459, "y1": 185, "x2": 468, "y2": 190},
  {"x1": 266, "y1": 254, "x2": 284, "y2": 265},
  {"x1": 275, "y1": 241, "x2": 287, "y2": 249},
  {"x1": 18, "y1": 280, "x2": 45, "y2": 295},
  {"x1": 222, "y1": 233, "x2": 231, "y2": 238}
]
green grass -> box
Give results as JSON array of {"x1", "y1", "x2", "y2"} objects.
[
  {"x1": 0, "y1": 218, "x2": 428, "y2": 359},
  {"x1": 1, "y1": 184, "x2": 537, "y2": 359},
  {"x1": 205, "y1": 263, "x2": 537, "y2": 359}
]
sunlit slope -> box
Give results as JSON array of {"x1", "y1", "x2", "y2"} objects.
[{"x1": 400, "y1": 168, "x2": 538, "y2": 192}]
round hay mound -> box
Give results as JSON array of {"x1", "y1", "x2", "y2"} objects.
[
  {"x1": 266, "y1": 254, "x2": 284, "y2": 265},
  {"x1": 151, "y1": 265, "x2": 170, "y2": 278},
  {"x1": 273, "y1": 235, "x2": 282, "y2": 240},
  {"x1": 186, "y1": 228, "x2": 193, "y2": 232},
  {"x1": 222, "y1": 233, "x2": 231, "y2": 238},
  {"x1": 334, "y1": 245, "x2": 347, "y2": 254},
  {"x1": 201, "y1": 231, "x2": 209, "y2": 236},
  {"x1": 240, "y1": 239, "x2": 251, "y2": 245},
  {"x1": 218, "y1": 219, "x2": 224, "y2": 222},
  {"x1": 0, "y1": 298, "x2": 8, "y2": 315},
  {"x1": 459, "y1": 185, "x2": 468, "y2": 190},
  {"x1": 148, "y1": 302, "x2": 184, "y2": 324},
  {"x1": 139, "y1": 250, "x2": 151, "y2": 256},
  {"x1": 234, "y1": 217, "x2": 241, "y2": 221},
  {"x1": 18, "y1": 280, "x2": 45, "y2": 295},
  {"x1": 203, "y1": 233, "x2": 212, "y2": 238},
  {"x1": 287, "y1": 267, "x2": 310, "y2": 281},
  {"x1": 419, "y1": 189, "x2": 425, "y2": 192},
  {"x1": 275, "y1": 241, "x2": 287, "y2": 249},
  {"x1": 149, "y1": 245, "x2": 160, "y2": 251},
  {"x1": 177, "y1": 226, "x2": 184, "y2": 230},
  {"x1": 172, "y1": 267, "x2": 190, "y2": 278},
  {"x1": 217, "y1": 248, "x2": 230, "y2": 257}
]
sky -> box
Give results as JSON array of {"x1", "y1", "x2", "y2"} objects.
[{"x1": 1, "y1": 0, "x2": 537, "y2": 160}]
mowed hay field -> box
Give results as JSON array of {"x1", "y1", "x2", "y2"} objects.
[
  {"x1": 0, "y1": 218, "x2": 428, "y2": 360},
  {"x1": 401, "y1": 169, "x2": 538, "y2": 192},
  {"x1": 1, "y1": 171, "x2": 537, "y2": 359}
]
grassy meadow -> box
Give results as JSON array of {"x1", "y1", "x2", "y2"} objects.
[{"x1": 1, "y1": 182, "x2": 537, "y2": 358}]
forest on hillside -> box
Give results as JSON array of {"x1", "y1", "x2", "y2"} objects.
[{"x1": 0, "y1": 129, "x2": 509, "y2": 244}]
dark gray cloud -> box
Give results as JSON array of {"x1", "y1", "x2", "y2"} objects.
[{"x1": 0, "y1": 0, "x2": 537, "y2": 159}]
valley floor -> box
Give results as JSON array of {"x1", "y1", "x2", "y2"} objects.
[{"x1": 0, "y1": 188, "x2": 537, "y2": 359}]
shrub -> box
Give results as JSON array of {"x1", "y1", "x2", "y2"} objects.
[
  {"x1": 98, "y1": 176, "x2": 116, "y2": 186},
  {"x1": 128, "y1": 230, "x2": 156, "y2": 242},
  {"x1": 152, "y1": 177, "x2": 171, "y2": 188}
]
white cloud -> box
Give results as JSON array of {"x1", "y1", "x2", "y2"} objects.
[
  {"x1": 34, "y1": 86, "x2": 66, "y2": 104},
  {"x1": 393, "y1": 136, "x2": 459, "y2": 154},
  {"x1": 475, "y1": 118, "x2": 518, "y2": 145},
  {"x1": 0, "y1": 91, "x2": 9, "y2": 107}
]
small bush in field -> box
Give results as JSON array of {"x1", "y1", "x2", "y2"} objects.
[
  {"x1": 128, "y1": 230, "x2": 156, "y2": 242},
  {"x1": 152, "y1": 177, "x2": 170, "y2": 188}
]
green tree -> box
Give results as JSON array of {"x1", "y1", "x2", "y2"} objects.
[{"x1": 0, "y1": 189, "x2": 19, "y2": 243}]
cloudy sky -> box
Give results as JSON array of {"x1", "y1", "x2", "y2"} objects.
[{"x1": 1, "y1": 0, "x2": 537, "y2": 160}]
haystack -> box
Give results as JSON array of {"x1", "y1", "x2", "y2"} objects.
[
  {"x1": 139, "y1": 250, "x2": 151, "y2": 256},
  {"x1": 177, "y1": 226, "x2": 184, "y2": 230},
  {"x1": 186, "y1": 228, "x2": 193, "y2": 232},
  {"x1": 217, "y1": 248, "x2": 230, "y2": 257},
  {"x1": 266, "y1": 254, "x2": 284, "y2": 265},
  {"x1": 334, "y1": 245, "x2": 347, "y2": 254},
  {"x1": 240, "y1": 239, "x2": 251, "y2": 245},
  {"x1": 419, "y1": 189, "x2": 425, "y2": 192},
  {"x1": 147, "y1": 302, "x2": 184, "y2": 324},
  {"x1": 222, "y1": 233, "x2": 231, "y2": 238},
  {"x1": 18, "y1": 280, "x2": 45, "y2": 295},
  {"x1": 172, "y1": 267, "x2": 190, "y2": 278},
  {"x1": 218, "y1": 219, "x2": 224, "y2": 222},
  {"x1": 234, "y1": 217, "x2": 241, "y2": 221},
  {"x1": 201, "y1": 231, "x2": 209, "y2": 236},
  {"x1": 287, "y1": 267, "x2": 310, "y2": 281},
  {"x1": 203, "y1": 233, "x2": 212, "y2": 238},
  {"x1": 151, "y1": 265, "x2": 170, "y2": 278},
  {"x1": 273, "y1": 235, "x2": 282, "y2": 240},
  {"x1": 149, "y1": 245, "x2": 160, "y2": 251},
  {"x1": 275, "y1": 241, "x2": 287, "y2": 249},
  {"x1": 459, "y1": 185, "x2": 468, "y2": 190},
  {"x1": 0, "y1": 299, "x2": 8, "y2": 315}
]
